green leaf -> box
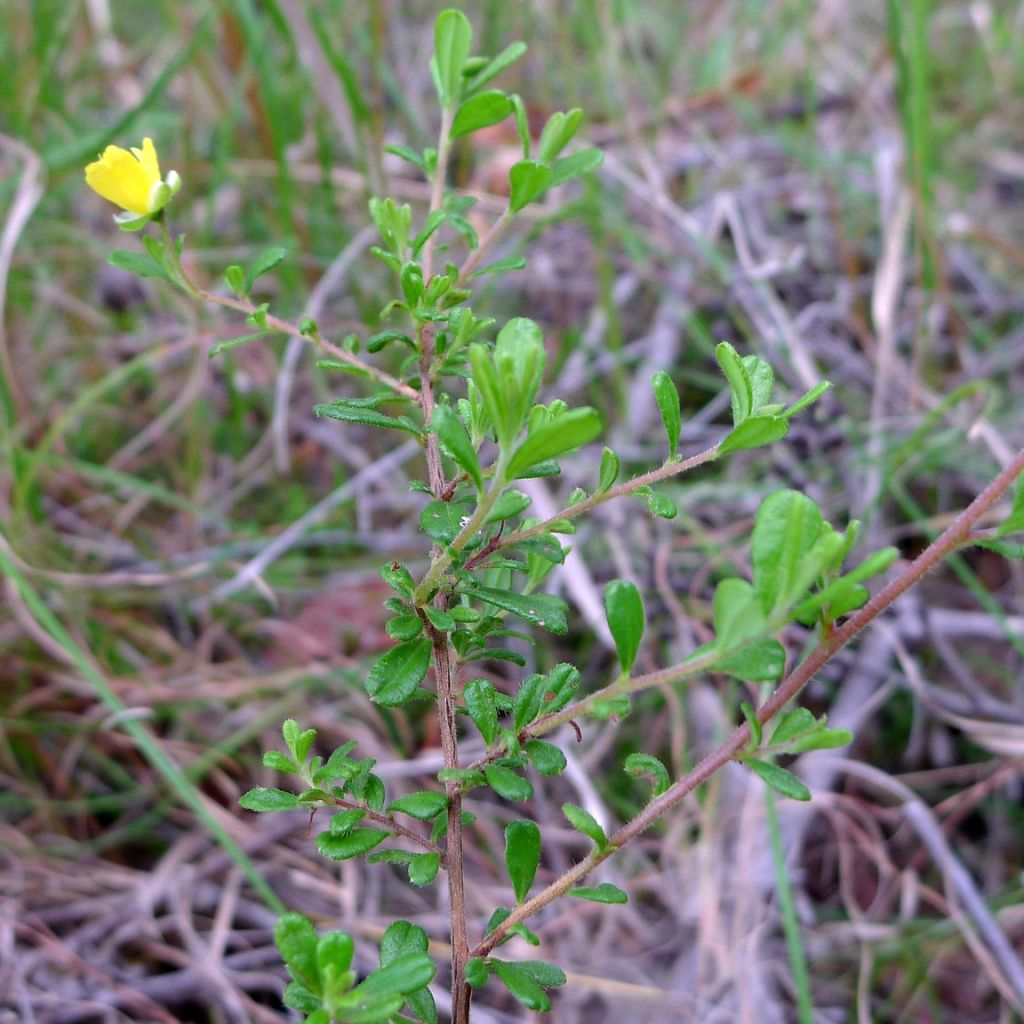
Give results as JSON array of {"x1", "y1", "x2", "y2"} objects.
[
  {"x1": 508, "y1": 160, "x2": 554, "y2": 212},
  {"x1": 751, "y1": 490, "x2": 825, "y2": 617},
  {"x1": 715, "y1": 341, "x2": 752, "y2": 425},
  {"x1": 791, "y1": 546, "x2": 899, "y2": 623},
  {"x1": 537, "y1": 663, "x2": 581, "y2": 714},
  {"x1": 784, "y1": 380, "x2": 832, "y2": 419},
  {"x1": 464, "y1": 678, "x2": 499, "y2": 747},
  {"x1": 623, "y1": 753, "x2": 670, "y2": 796},
  {"x1": 107, "y1": 248, "x2": 172, "y2": 283},
  {"x1": 451, "y1": 89, "x2": 513, "y2": 138},
  {"x1": 365, "y1": 329, "x2": 415, "y2": 353},
  {"x1": 742, "y1": 355, "x2": 775, "y2": 412},
  {"x1": 471, "y1": 255, "x2": 527, "y2": 277},
  {"x1": 996, "y1": 477, "x2": 1024, "y2": 536},
  {"x1": 508, "y1": 407, "x2": 602, "y2": 479},
  {"x1": 484, "y1": 764, "x2": 533, "y2": 801},
  {"x1": 433, "y1": 8, "x2": 472, "y2": 108},
  {"x1": 645, "y1": 491, "x2": 677, "y2": 519},
  {"x1": 464, "y1": 41, "x2": 527, "y2": 95},
  {"x1": 485, "y1": 907, "x2": 539, "y2": 946},
  {"x1": 387, "y1": 791, "x2": 447, "y2": 820},
  {"x1": 718, "y1": 414, "x2": 789, "y2": 454},
  {"x1": 225, "y1": 264, "x2": 245, "y2": 296},
  {"x1": 384, "y1": 144, "x2": 428, "y2": 172},
  {"x1": 378, "y1": 926, "x2": 438, "y2": 1021},
  {"x1": 356, "y1": 951, "x2": 436, "y2": 997},
  {"x1": 549, "y1": 147, "x2": 604, "y2": 186},
  {"x1": 239, "y1": 787, "x2": 300, "y2": 812},
  {"x1": 326, "y1": 809, "x2": 366, "y2": 836},
  {"x1": 768, "y1": 708, "x2": 817, "y2": 746},
  {"x1": 365, "y1": 638, "x2": 432, "y2": 707},
  {"x1": 513, "y1": 672, "x2": 549, "y2": 731},
  {"x1": 316, "y1": 929, "x2": 355, "y2": 976},
  {"x1": 570, "y1": 883, "x2": 628, "y2": 904},
  {"x1": 283, "y1": 719, "x2": 317, "y2": 762},
  {"x1": 488, "y1": 960, "x2": 551, "y2": 1012},
  {"x1": 651, "y1": 371, "x2": 681, "y2": 458},
  {"x1": 313, "y1": 400, "x2": 422, "y2": 436},
  {"x1": 464, "y1": 584, "x2": 568, "y2": 635},
  {"x1": 562, "y1": 802, "x2": 607, "y2": 849},
  {"x1": 505, "y1": 819, "x2": 542, "y2": 904},
  {"x1": 712, "y1": 578, "x2": 765, "y2": 649},
  {"x1": 209, "y1": 330, "x2": 271, "y2": 357},
  {"x1": 537, "y1": 108, "x2": 582, "y2": 163},
  {"x1": 386, "y1": 615, "x2": 423, "y2": 641},
  {"x1": 604, "y1": 579, "x2": 645, "y2": 676},
  {"x1": 380, "y1": 920, "x2": 429, "y2": 964},
  {"x1": 367, "y1": 850, "x2": 414, "y2": 866},
  {"x1": 282, "y1": 982, "x2": 320, "y2": 1014},
  {"x1": 408, "y1": 852, "x2": 441, "y2": 887},
  {"x1": 426, "y1": 607, "x2": 455, "y2": 632},
  {"x1": 263, "y1": 750, "x2": 297, "y2": 773},
  {"x1": 509, "y1": 93, "x2": 531, "y2": 156},
  {"x1": 740, "y1": 701, "x2": 762, "y2": 747},
  {"x1": 524, "y1": 739, "x2": 566, "y2": 776},
  {"x1": 411, "y1": 210, "x2": 446, "y2": 257},
  {"x1": 515, "y1": 960, "x2": 567, "y2": 988},
  {"x1": 243, "y1": 246, "x2": 287, "y2": 294},
  {"x1": 380, "y1": 562, "x2": 415, "y2": 598},
  {"x1": 431, "y1": 405, "x2": 482, "y2": 491},
  {"x1": 597, "y1": 447, "x2": 619, "y2": 494},
  {"x1": 407, "y1": 987, "x2": 438, "y2": 1024},
  {"x1": 419, "y1": 499, "x2": 470, "y2": 545},
  {"x1": 337, "y1": 998, "x2": 404, "y2": 1024},
  {"x1": 465, "y1": 957, "x2": 489, "y2": 988},
  {"x1": 485, "y1": 489, "x2": 532, "y2": 523},
  {"x1": 275, "y1": 913, "x2": 319, "y2": 988},
  {"x1": 316, "y1": 827, "x2": 389, "y2": 860},
  {"x1": 789, "y1": 727, "x2": 854, "y2": 753},
  {"x1": 745, "y1": 759, "x2": 811, "y2": 801},
  {"x1": 715, "y1": 637, "x2": 786, "y2": 683}
]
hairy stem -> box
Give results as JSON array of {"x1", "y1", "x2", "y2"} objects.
[
  {"x1": 421, "y1": 107, "x2": 454, "y2": 282},
  {"x1": 158, "y1": 219, "x2": 416, "y2": 399},
  {"x1": 472, "y1": 442, "x2": 721, "y2": 564},
  {"x1": 326, "y1": 795, "x2": 444, "y2": 860},
  {"x1": 429, "y1": 626, "x2": 471, "y2": 1023},
  {"x1": 456, "y1": 208, "x2": 513, "y2": 285},
  {"x1": 474, "y1": 447, "x2": 1024, "y2": 954},
  {"x1": 416, "y1": 104, "x2": 472, "y2": 1024}
]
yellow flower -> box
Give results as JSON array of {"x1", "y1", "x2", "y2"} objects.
[{"x1": 84, "y1": 137, "x2": 180, "y2": 219}]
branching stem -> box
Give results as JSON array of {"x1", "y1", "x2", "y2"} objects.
[
  {"x1": 476, "y1": 443, "x2": 721, "y2": 562},
  {"x1": 473, "y1": 446, "x2": 1024, "y2": 955},
  {"x1": 157, "y1": 219, "x2": 416, "y2": 400}
]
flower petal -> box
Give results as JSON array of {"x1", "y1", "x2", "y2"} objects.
[
  {"x1": 84, "y1": 144, "x2": 154, "y2": 214},
  {"x1": 131, "y1": 137, "x2": 161, "y2": 184}
]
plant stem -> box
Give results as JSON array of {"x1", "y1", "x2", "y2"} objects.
[
  {"x1": 326, "y1": 795, "x2": 444, "y2": 861},
  {"x1": 456, "y1": 208, "x2": 513, "y2": 285},
  {"x1": 476, "y1": 442, "x2": 721, "y2": 561},
  {"x1": 462, "y1": 652, "x2": 720, "y2": 780},
  {"x1": 417, "y1": 104, "x2": 472, "y2": 1024},
  {"x1": 414, "y1": 455, "x2": 509, "y2": 604},
  {"x1": 473, "y1": 446, "x2": 1024, "y2": 954},
  {"x1": 157, "y1": 218, "x2": 417, "y2": 399},
  {"x1": 429, "y1": 625, "x2": 471, "y2": 1023},
  {"x1": 421, "y1": 107, "x2": 454, "y2": 282}
]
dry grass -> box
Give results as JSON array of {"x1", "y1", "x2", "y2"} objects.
[{"x1": 1, "y1": 1, "x2": 1023, "y2": 1021}]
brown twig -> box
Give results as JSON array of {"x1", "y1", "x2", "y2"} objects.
[
  {"x1": 473, "y1": 446, "x2": 1024, "y2": 956},
  {"x1": 325, "y1": 794, "x2": 444, "y2": 862},
  {"x1": 486, "y1": 442, "x2": 721, "y2": 556}
]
